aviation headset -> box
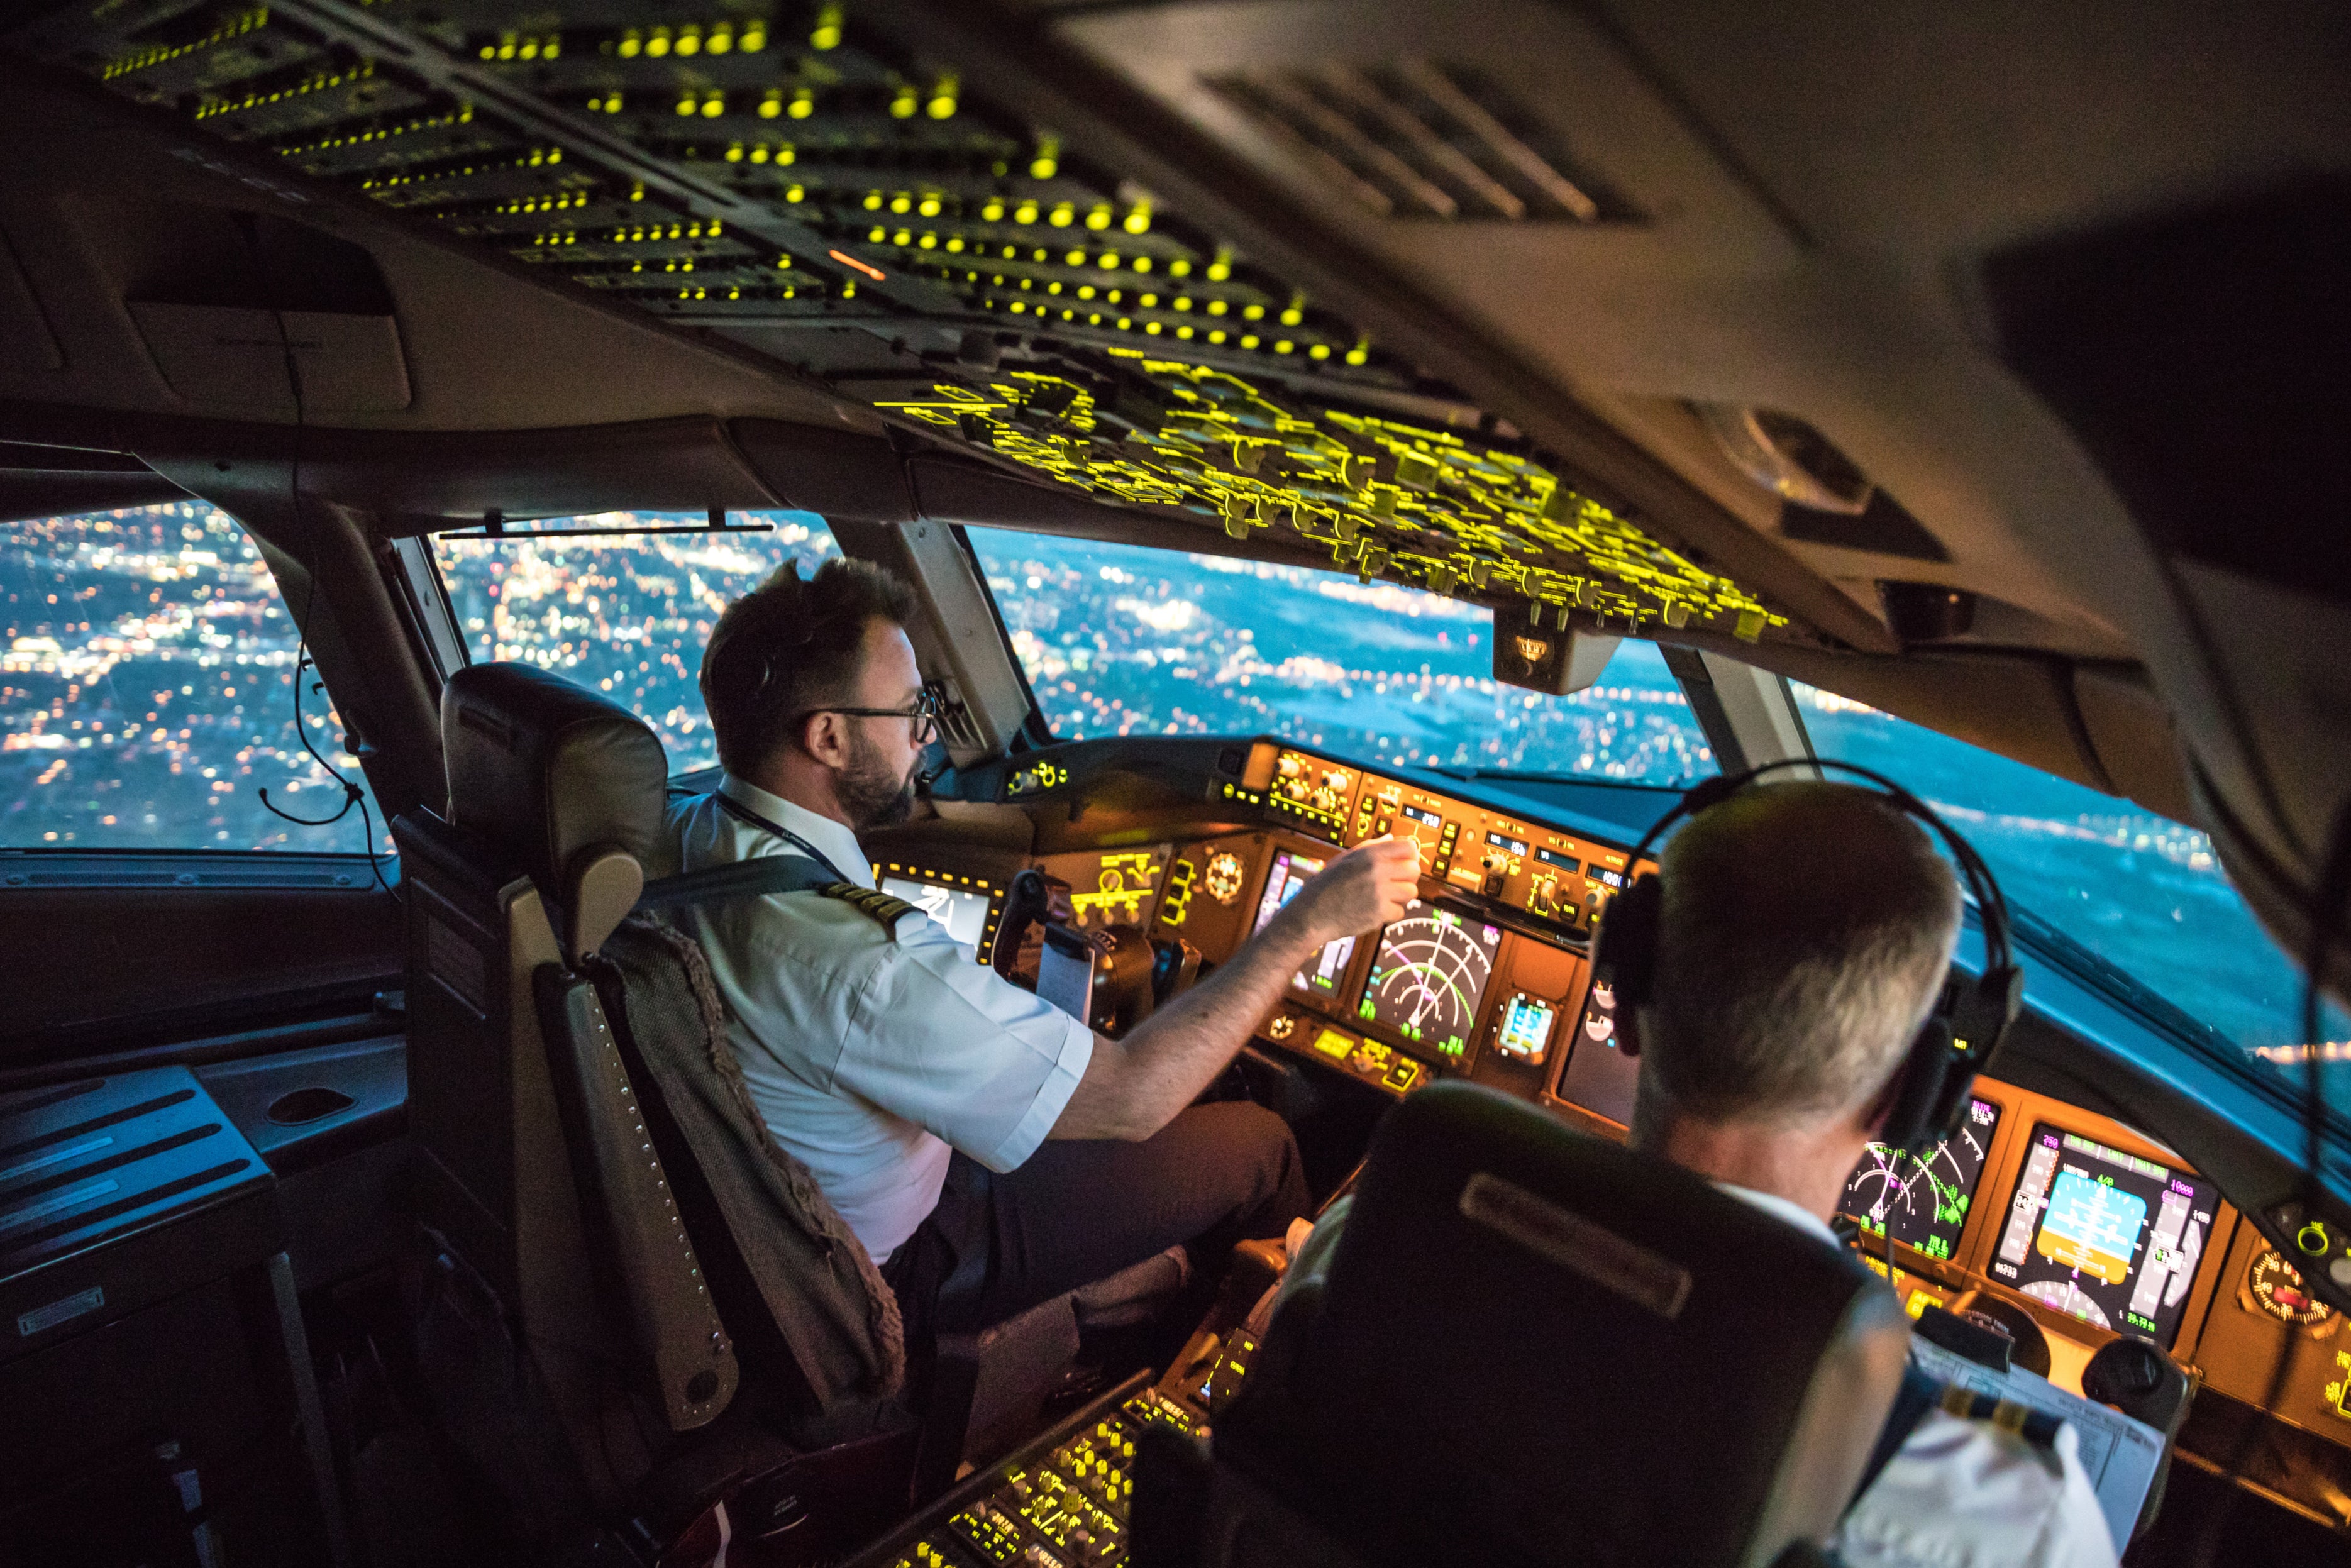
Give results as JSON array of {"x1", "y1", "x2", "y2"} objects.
[{"x1": 1590, "y1": 759, "x2": 2025, "y2": 1155}]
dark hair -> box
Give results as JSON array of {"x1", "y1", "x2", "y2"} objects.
[{"x1": 699, "y1": 556, "x2": 917, "y2": 776}]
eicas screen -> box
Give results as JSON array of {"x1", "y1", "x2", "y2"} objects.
[
  {"x1": 1254, "y1": 848, "x2": 1356, "y2": 1000},
  {"x1": 1837, "y1": 1097, "x2": 2003, "y2": 1261},
  {"x1": 882, "y1": 876, "x2": 993, "y2": 963},
  {"x1": 1991, "y1": 1121, "x2": 2216, "y2": 1347}
]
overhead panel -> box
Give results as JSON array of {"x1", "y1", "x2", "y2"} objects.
[{"x1": 9, "y1": 1, "x2": 1795, "y2": 644}]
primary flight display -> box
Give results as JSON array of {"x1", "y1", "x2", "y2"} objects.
[{"x1": 1991, "y1": 1122, "x2": 2216, "y2": 1347}]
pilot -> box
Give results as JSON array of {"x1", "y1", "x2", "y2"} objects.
[
  {"x1": 670, "y1": 558, "x2": 1421, "y2": 1368},
  {"x1": 1282, "y1": 783, "x2": 2118, "y2": 1568}
]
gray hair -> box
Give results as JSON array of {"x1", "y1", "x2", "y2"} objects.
[{"x1": 1634, "y1": 781, "x2": 1962, "y2": 1130}]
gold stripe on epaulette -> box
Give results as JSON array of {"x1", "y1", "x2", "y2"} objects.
[{"x1": 817, "y1": 881, "x2": 918, "y2": 937}]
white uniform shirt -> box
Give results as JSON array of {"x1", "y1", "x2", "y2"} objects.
[
  {"x1": 1281, "y1": 1188, "x2": 2118, "y2": 1568},
  {"x1": 1714, "y1": 1185, "x2": 2118, "y2": 1568},
  {"x1": 668, "y1": 776, "x2": 1093, "y2": 1263}
]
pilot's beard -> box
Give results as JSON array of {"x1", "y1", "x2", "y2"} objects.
[{"x1": 840, "y1": 729, "x2": 917, "y2": 831}]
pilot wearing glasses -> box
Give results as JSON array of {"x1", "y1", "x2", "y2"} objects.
[{"x1": 670, "y1": 559, "x2": 1419, "y2": 1386}]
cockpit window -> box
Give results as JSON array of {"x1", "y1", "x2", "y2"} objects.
[
  {"x1": 432, "y1": 512, "x2": 836, "y2": 773},
  {"x1": 1790, "y1": 681, "x2": 2348, "y2": 1105},
  {"x1": 968, "y1": 529, "x2": 1715, "y2": 785},
  {"x1": 2, "y1": 504, "x2": 387, "y2": 853}
]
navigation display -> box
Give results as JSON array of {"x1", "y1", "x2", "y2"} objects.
[
  {"x1": 1254, "y1": 849, "x2": 1356, "y2": 1001},
  {"x1": 1839, "y1": 1097, "x2": 2003, "y2": 1261},
  {"x1": 1356, "y1": 902, "x2": 1502, "y2": 1059},
  {"x1": 882, "y1": 876, "x2": 993, "y2": 963},
  {"x1": 1991, "y1": 1122, "x2": 2216, "y2": 1346}
]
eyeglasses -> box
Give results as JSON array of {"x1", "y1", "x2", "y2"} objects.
[{"x1": 794, "y1": 688, "x2": 944, "y2": 744}]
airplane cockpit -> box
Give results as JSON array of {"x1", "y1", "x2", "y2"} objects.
[{"x1": 4, "y1": 4, "x2": 2350, "y2": 1565}]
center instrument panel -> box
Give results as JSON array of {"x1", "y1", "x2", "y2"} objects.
[{"x1": 887, "y1": 735, "x2": 2351, "y2": 1466}]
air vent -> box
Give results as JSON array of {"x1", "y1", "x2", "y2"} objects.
[{"x1": 1210, "y1": 62, "x2": 1625, "y2": 223}]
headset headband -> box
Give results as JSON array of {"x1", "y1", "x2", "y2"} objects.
[
  {"x1": 1622, "y1": 758, "x2": 2015, "y2": 976},
  {"x1": 1599, "y1": 757, "x2": 2024, "y2": 1155}
]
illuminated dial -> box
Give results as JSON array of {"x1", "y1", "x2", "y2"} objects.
[
  {"x1": 2247, "y1": 1249, "x2": 2336, "y2": 1328},
  {"x1": 1358, "y1": 905, "x2": 1501, "y2": 1056},
  {"x1": 2022, "y1": 1278, "x2": 2111, "y2": 1329},
  {"x1": 1267, "y1": 1015, "x2": 1297, "y2": 1041},
  {"x1": 1203, "y1": 851, "x2": 1247, "y2": 904}
]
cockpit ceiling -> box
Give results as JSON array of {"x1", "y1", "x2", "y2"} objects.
[{"x1": 8, "y1": 0, "x2": 1795, "y2": 648}]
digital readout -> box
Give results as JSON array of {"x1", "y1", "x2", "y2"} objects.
[
  {"x1": 1535, "y1": 847, "x2": 1581, "y2": 874},
  {"x1": 1400, "y1": 804, "x2": 1445, "y2": 831},
  {"x1": 1592, "y1": 868, "x2": 1625, "y2": 890},
  {"x1": 1486, "y1": 831, "x2": 1530, "y2": 857}
]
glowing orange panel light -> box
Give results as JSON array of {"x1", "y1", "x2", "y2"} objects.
[{"x1": 827, "y1": 249, "x2": 887, "y2": 282}]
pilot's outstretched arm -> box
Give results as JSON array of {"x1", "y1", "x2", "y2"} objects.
[{"x1": 1050, "y1": 835, "x2": 1419, "y2": 1141}]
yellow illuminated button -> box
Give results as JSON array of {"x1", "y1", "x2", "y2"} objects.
[
  {"x1": 1383, "y1": 1059, "x2": 1422, "y2": 1092},
  {"x1": 1312, "y1": 1028, "x2": 1355, "y2": 1061}
]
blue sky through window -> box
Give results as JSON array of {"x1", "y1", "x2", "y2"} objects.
[{"x1": 969, "y1": 529, "x2": 1713, "y2": 785}]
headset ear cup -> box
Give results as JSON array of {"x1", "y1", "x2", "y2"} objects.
[
  {"x1": 1876, "y1": 1017, "x2": 1950, "y2": 1155},
  {"x1": 1594, "y1": 873, "x2": 1664, "y2": 1028}
]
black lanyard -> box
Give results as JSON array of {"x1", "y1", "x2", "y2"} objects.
[{"x1": 712, "y1": 789, "x2": 855, "y2": 885}]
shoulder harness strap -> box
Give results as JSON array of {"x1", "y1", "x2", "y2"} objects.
[
  {"x1": 1844, "y1": 1363, "x2": 2064, "y2": 1518},
  {"x1": 636, "y1": 855, "x2": 916, "y2": 937},
  {"x1": 1846, "y1": 1364, "x2": 1944, "y2": 1518}
]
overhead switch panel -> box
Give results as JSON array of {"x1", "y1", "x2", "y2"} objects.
[{"x1": 12, "y1": 1, "x2": 1791, "y2": 643}]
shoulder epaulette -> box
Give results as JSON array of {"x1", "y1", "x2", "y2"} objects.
[
  {"x1": 817, "y1": 881, "x2": 918, "y2": 937},
  {"x1": 1937, "y1": 1383, "x2": 2062, "y2": 1450}
]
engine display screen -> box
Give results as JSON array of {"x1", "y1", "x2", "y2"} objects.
[
  {"x1": 1991, "y1": 1122, "x2": 2216, "y2": 1346},
  {"x1": 1554, "y1": 976, "x2": 1640, "y2": 1124},
  {"x1": 1355, "y1": 902, "x2": 1502, "y2": 1059},
  {"x1": 882, "y1": 876, "x2": 994, "y2": 963},
  {"x1": 1838, "y1": 1097, "x2": 2003, "y2": 1261}
]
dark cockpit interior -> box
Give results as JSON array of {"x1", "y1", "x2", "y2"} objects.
[{"x1": 4, "y1": 4, "x2": 2351, "y2": 1565}]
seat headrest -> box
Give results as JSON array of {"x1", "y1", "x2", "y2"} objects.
[
  {"x1": 443, "y1": 663, "x2": 668, "y2": 956},
  {"x1": 1219, "y1": 1081, "x2": 1908, "y2": 1568}
]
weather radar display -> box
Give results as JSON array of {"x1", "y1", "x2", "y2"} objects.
[
  {"x1": 1358, "y1": 902, "x2": 1503, "y2": 1058},
  {"x1": 1839, "y1": 1097, "x2": 2003, "y2": 1260}
]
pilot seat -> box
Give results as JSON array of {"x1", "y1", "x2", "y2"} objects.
[
  {"x1": 391, "y1": 662, "x2": 1185, "y2": 1558},
  {"x1": 1132, "y1": 1081, "x2": 1915, "y2": 1568}
]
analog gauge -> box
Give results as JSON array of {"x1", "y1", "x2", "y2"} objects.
[
  {"x1": 1203, "y1": 850, "x2": 1247, "y2": 904},
  {"x1": 2246, "y1": 1249, "x2": 2337, "y2": 1329},
  {"x1": 1584, "y1": 1010, "x2": 1615, "y2": 1044}
]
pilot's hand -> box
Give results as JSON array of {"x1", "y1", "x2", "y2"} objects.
[{"x1": 1280, "y1": 835, "x2": 1420, "y2": 946}]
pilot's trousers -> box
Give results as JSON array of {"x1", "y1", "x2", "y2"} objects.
[{"x1": 882, "y1": 1100, "x2": 1308, "y2": 1349}]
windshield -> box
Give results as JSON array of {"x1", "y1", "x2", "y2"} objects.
[
  {"x1": 1791, "y1": 682, "x2": 2348, "y2": 1105},
  {"x1": 968, "y1": 529, "x2": 1714, "y2": 785},
  {"x1": 433, "y1": 512, "x2": 837, "y2": 773}
]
